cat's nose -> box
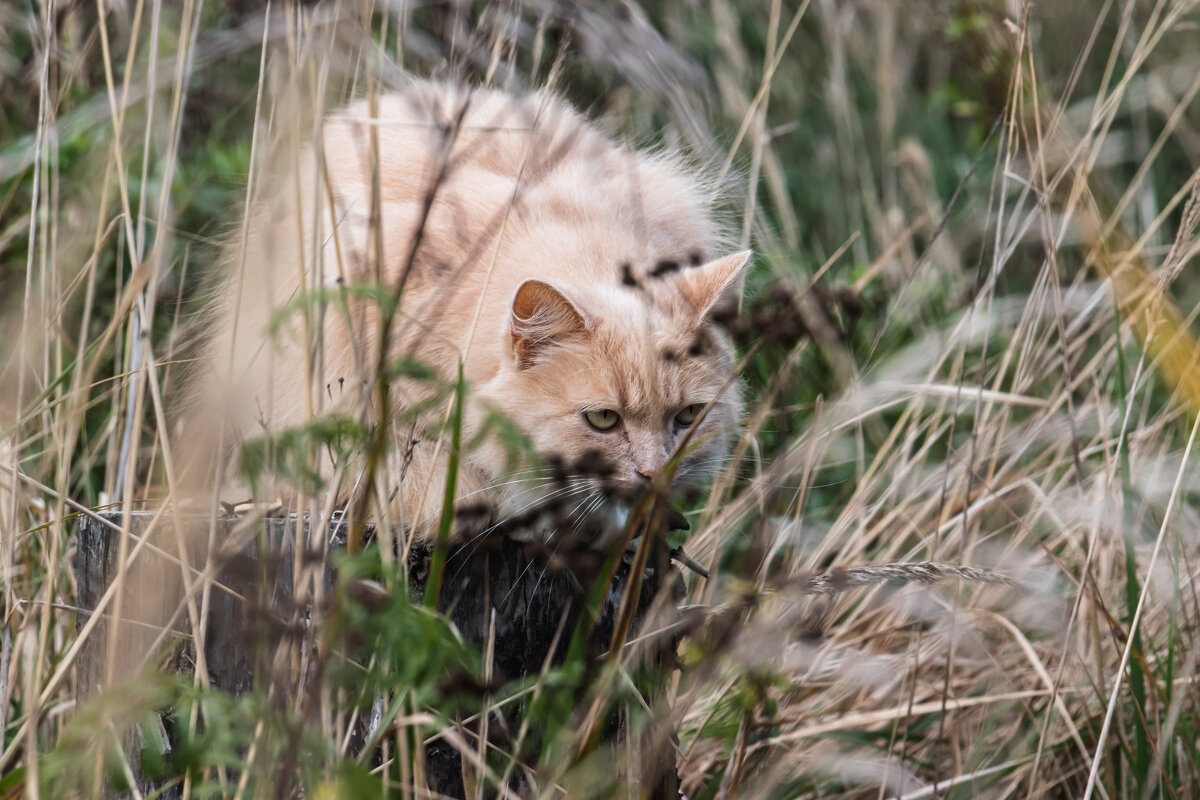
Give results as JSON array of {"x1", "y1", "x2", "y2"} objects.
[{"x1": 635, "y1": 468, "x2": 658, "y2": 483}]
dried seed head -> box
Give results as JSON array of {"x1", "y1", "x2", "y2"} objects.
[
  {"x1": 649, "y1": 259, "x2": 680, "y2": 278},
  {"x1": 619, "y1": 262, "x2": 639, "y2": 287}
]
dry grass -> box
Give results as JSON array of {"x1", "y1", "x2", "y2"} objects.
[{"x1": 3, "y1": 0, "x2": 1200, "y2": 797}]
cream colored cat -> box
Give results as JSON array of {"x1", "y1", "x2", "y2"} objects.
[{"x1": 189, "y1": 80, "x2": 748, "y2": 541}]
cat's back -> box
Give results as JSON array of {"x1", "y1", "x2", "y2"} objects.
[
  {"x1": 322, "y1": 81, "x2": 719, "y2": 293},
  {"x1": 321, "y1": 81, "x2": 608, "y2": 227}
]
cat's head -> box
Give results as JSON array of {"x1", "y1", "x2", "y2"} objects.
[{"x1": 478, "y1": 251, "x2": 751, "y2": 515}]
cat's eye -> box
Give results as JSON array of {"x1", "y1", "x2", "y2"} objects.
[
  {"x1": 674, "y1": 404, "x2": 703, "y2": 427},
  {"x1": 585, "y1": 408, "x2": 622, "y2": 431}
]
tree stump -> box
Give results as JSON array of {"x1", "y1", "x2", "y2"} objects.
[{"x1": 75, "y1": 511, "x2": 682, "y2": 797}]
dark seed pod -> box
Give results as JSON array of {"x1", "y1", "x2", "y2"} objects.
[
  {"x1": 836, "y1": 286, "x2": 865, "y2": 318},
  {"x1": 346, "y1": 578, "x2": 390, "y2": 613},
  {"x1": 573, "y1": 448, "x2": 615, "y2": 479},
  {"x1": 546, "y1": 454, "x2": 568, "y2": 485},
  {"x1": 649, "y1": 259, "x2": 679, "y2": 278},
  {"x1": 665, "y1": 507, "x2": 690, "y2": 531},
  {"x1": 709, "y1": 301, "x2": 740, "y2": 326},
  {"x1": 766, "y1": 283, "x2": 793, "y2": 305},
  {"x1": 619, "y1": 262, "x2": 639, "y2": 287}
]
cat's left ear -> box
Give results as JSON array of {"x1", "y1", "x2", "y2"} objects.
[
  {"x1": 678, "y1": 250, "x2": 753, "y2": 318},
  {"x1": 510, "y1": 279, "x2": 590, "y2": 369}
]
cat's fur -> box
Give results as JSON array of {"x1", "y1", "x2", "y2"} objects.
[{"x1": 188, "y1": 81, "x2": 748, "y2": 539}]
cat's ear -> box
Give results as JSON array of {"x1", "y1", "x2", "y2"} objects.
[
  {"x1": 510, "y1": 279, "x2": 589, "y2": 369},
  {"x1": 678, "y1": 250, "x2": 753, "y2": 318}
]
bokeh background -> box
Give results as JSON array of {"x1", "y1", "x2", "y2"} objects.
[{"x1": 3, "y1": 0, "x2": 1200, "y2": 796}]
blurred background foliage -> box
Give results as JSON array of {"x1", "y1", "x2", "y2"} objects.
[
  {"x1": 5, "y1": 0, "x2": 1200, "y2": 796},
  {"x1": 4, "y1": 0, "x2": 1197, "y2": 500}
]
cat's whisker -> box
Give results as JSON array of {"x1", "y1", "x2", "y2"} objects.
[
  {"x1": 525, "y1": 555, "x2": 556, "y2": 607},
  {"x1": 680, "y1": 460, "x2": 746, "y2": 476},
  {"x1": 454, "y1": 484, "x2": 576, "y2": 549},
  {"x1": 684, "y1": 455, "x2": 742, "y2": 467},
  {"x1": 487, "y1": 481, "x2": 573, "y2": 514},
  {"x1": 566, "y1": 493, "x2": 595, "y2": 518},
  {"x1": 585, "y1": 492, "x2": 607, "y2": 518},
  {"x1": 530, "y1": 492, "x2": 607, "y2": 601},
  {"x1": 479, "y1": 465, "x2": 556, "y2": 483},
  {"x1": 566, "y1": 491, "x2": 605, "y2": 531},
  {"x1": 500, "y1": 557, "x2": 541, "y2": 607},
  {"x1": 569, "y1": 493, "x2": 606, "y2": 536},
  {"x1": 446, "y1": 482, "x2": 596, "y2": 570},
  {"x1": 457, "y1": 474, "x2": 555, "y2": 501},
  {"x1": 476, "y1": 482, "x2": 593, "y2": 541}
]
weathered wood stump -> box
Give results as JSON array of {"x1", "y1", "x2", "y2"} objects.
[{"x1": 75, "y1": 511, "x2": 682, "y2": 797}]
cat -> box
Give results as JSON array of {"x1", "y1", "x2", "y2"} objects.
[{"x1": 187, "y1": 80, "x2": 749, "y2": 543}]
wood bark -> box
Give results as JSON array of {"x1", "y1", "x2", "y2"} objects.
[{"x1": 75, "y1": 511, "x2": 681, "y2": 798}]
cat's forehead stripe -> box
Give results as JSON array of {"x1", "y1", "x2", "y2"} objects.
[{"x1": 590, "y1": 316, "x2": 722, "y2": 420}]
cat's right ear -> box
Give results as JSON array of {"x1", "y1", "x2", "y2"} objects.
[
  {"x1": 678, "y1": 250, "x2": 753, "y2": 319},
  {"x1": 510, "y1": 280, "x2": 589, "y2": 369}
]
